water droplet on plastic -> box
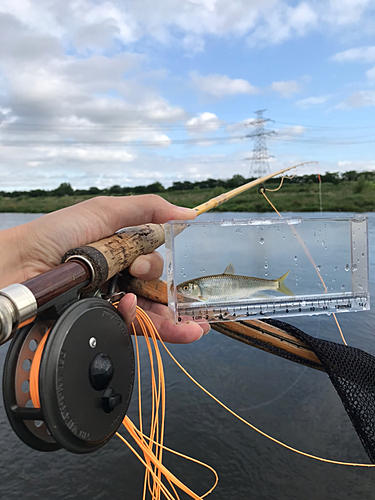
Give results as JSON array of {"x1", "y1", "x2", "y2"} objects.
[
  {"x1": 345, "y1": 264, "x2": 350, "y2": 272},
  {"x1": 294, "y1": 255, "x2": 298, "y2": 261},
  {"x1": 236, "y1": 228, "x2": 242, "y2": 234},
  {"x1": 264, "y1": 263, "x2": 268, "y2": 269},
  {"x1": 352, "y1": 264, "x2": 357, "y2": 272},
  {"x1": 362, "y1": 252, "x2": 365, "y2": 258},
  {"x1": 259, "y1": 238, "x2": 265, "y2": 245},
  {"x1": 341, "y1": 285, "x2": 345, "y2": 290},
  {"x1": 334, "y1": 266, "x2": 338, "y2": 272},
  {"x1": 317, "y1": 265, "x2": 321, "y2": 271}
]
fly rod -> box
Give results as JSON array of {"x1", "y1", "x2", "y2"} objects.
[
  {"x1": 4, "y1": 163, "x2": 375, "y2": 463},
  {"x1": 62, "y1": 164, "x2": 300, "y2": 290},
  {"x1": 0, "y1": 164, "x2": 298, "y2": 344}
]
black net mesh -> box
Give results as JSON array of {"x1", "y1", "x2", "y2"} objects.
[{"x1": 265, "y1": 319, "x2": 375, "y2": 463}]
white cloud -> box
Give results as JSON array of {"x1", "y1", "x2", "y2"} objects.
[
  {"x1": 276, "y1": 125, "x2": 306, "y2": 137},
  {"x1": 182, "y1": 34, "x2": 205, "y2": 53},
  {"x1": 322, "y1": 0, "x2": 371, "y2": 26},
  {"x1": 295, "y1": 95, "x2": 331, "y2": 108},
  {"x1": 333, "y1": 46, "x2": 375, "y2": 63},
  {"x1": 289, "y1": 2, "x2": 318, "y2": 33},
  {"x1": 226, "y1": 118, "x2": 257, "y2": 136},
  {"x1": 191, "y1": 72, "x2": 259, "y2": 97},
  {"x1": 366, "y1": 66, "x2": 375, "y2": 80},
  {"x1": 337, "y1": 90, "x2": 375, "y2": 108},
  {"x1": 247, "y1": 1, "x2": 317, "y2": 46},
  {"x1": 270, "y1": 125, "x2": 306, "y2": 141},
  {"x1": 333, "y1": 44, "x2": 375, "y2": 108},
  {"x1": 0, "y1": 45, "x2": 185, "y2": 138},
  {"x1": 45, "y1": 145, "x2": 135, "y2": 163},
  {"x1": 270, "y1": 80, "x2": 303, "y2": 98},
  {"x1": 0, "y1": 0, "x2": 373, "y2": 55},
  {"x1": 0, "y1": 1, "x2": 374, "y2": 190},
  {"x1": 337, "y1": 159, "x2": 375, "y2": 172},
  {"x1": 186, "y1": 112, "x2": 224, "y2": 134}
]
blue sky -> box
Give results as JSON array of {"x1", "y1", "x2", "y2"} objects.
[{"x1": 0, "y1": 0, "x2": 375, "y2": 190}]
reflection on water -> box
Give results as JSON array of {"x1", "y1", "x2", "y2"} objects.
[{"x1": 0, "y1": 212, "x2": 375, "y2": 499}]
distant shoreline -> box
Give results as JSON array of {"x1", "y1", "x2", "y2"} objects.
[{"x1": 0, "y1": 180, "x2": 374, "y2": 213}]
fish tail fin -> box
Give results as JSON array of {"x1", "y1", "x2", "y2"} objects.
[{"x1": 277, "y1": 270, "x2": 294, "y2": 296}]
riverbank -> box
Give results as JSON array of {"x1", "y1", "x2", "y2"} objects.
[{"x1": 0, "y1": 179, "x2": 374, "y2": 213}]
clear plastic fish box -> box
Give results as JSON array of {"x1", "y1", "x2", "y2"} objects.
[{"x1": 164, "y1": 216, "x2": 369, "y2": 324}]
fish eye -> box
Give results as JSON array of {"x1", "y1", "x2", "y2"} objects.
[{"x1": 183, "y1": 285, "x2": 189, "y2": 291}]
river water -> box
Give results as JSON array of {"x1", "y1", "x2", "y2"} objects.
[{"x1": 0, "y1": 212, "x2": 375, "y2": 500}]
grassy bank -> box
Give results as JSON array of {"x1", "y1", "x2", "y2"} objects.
[{"x1": 0, "y1": 179, "x2": 374, "y2": 213}]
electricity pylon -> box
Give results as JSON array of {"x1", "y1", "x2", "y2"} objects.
[{"x1": 245, "y1": 110, "x2": 275, "y2": 177}]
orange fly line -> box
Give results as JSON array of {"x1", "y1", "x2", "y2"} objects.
[
  {"x1": 28, "y1": 308, "x2": 218, "y2": 500},
  {"x1": 28, "y1": 291, "x2": 374, "y2": 500}
]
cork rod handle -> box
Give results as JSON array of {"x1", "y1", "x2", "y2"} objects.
[{"x1": 62, "y1": 223, "x2": 166, "y2": 291}]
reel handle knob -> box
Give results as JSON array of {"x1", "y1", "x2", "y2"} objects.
[
  {"x1": 89, "y1": 353, "x2": 114, "y2": 391},
  {"x1": 102, "y1": 386, "x2": 122, "y2": 413}
]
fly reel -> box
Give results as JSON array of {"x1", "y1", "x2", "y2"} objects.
[{"x1": 2, "y1": 297, "x2": 135, "y2": 454}]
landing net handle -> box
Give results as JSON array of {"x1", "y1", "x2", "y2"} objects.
[{"x1": 2, "y1": 297, "x2": 135, "y2": 454}]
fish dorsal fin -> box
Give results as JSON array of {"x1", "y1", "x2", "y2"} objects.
[{"x1": 223, "y1": 262, "x2": 235, "y2": 275}]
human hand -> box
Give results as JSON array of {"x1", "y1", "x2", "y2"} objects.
[{"x1": 0, "y1": 195, "x2": 209, "y2": 343}]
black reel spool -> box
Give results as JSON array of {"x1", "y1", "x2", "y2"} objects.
[{"x1": 3, "y1": 298, "x2": 135, "y2": 454}]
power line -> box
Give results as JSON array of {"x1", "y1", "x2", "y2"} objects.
[
  {"x1": 273, "y1": 120, "x2": 375, "y2": 131},
  {"x1": 0, "y1": 135, "x2": 247, "y2": 147}
]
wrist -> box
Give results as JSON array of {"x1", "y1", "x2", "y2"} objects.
[{"x1": 0, "y1": 225, "x2": 29, "y2": 288}]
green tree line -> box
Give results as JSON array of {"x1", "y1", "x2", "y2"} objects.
[{"x1": 1, "y1": 170, "x2": 375, "y2": 198}]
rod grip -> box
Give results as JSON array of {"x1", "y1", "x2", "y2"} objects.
[{"x1": 62, "y1": 223, "x2": 166, "y2": 291}]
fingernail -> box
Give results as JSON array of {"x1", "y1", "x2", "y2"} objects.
[
  {"x1": 126, "y1": 295, "x2": 137, "y2": 327},
  {"x1": 175, "y1": 207, "x2": 197, "y2": 219},
  {"x1": 130, "y1": 294, "x2": 137, "y2": 310},
  {"x1": 202, "y1": 325, "x2": 211, "y2": 336},
  {"x1": 196, "y1": 326, "x2": 203, "y2": 339}
]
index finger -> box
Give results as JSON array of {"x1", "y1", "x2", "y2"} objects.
[{"x1": 91, "y1": 194, "x2": 197, "y2": 233}]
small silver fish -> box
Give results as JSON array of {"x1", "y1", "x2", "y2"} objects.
[{"x1": 177, "y1": 263, "x2": 294, "y2": 302}]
